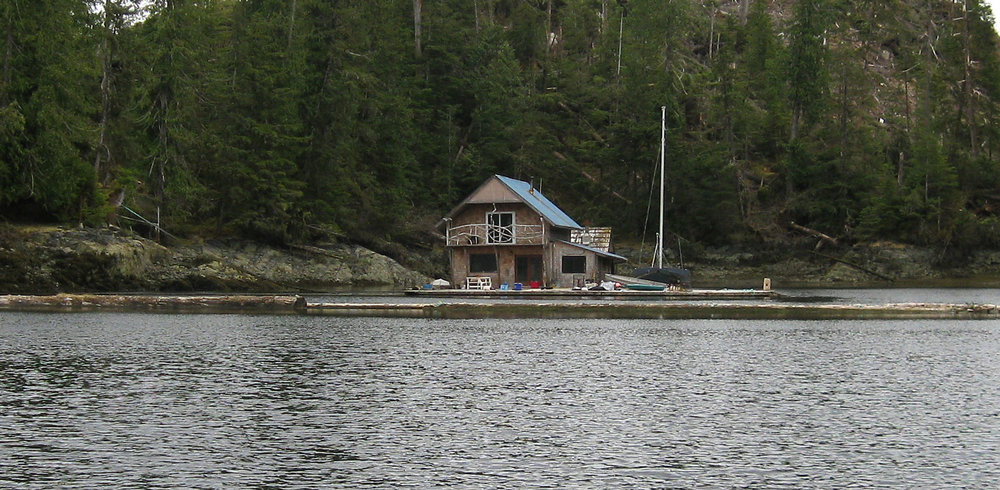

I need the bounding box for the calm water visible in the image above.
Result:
[2,311,999,487]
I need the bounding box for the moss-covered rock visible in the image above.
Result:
[0,225,430,293]
[612,239,1000,287]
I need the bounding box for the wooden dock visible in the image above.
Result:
[2,294,999,320]
[307,301,1000,320]
[403,288,780,301]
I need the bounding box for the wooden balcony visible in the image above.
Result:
[446,223,544,246]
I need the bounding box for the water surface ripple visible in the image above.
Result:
[1,313,998,487]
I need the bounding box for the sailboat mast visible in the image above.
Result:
[658,106,665,269]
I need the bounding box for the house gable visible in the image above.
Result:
[445,175,582,230]
[464,177,522,205]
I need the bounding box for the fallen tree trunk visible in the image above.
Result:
[791,221,838,250]
[811,251,894,282]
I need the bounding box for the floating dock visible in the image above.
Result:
[2,294,999,320]
[403,288,779,301]
[307,301,1000,320]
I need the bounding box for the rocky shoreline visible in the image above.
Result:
[3,225,1000,294]
[0,226,430,294]
[614,241,1000,289]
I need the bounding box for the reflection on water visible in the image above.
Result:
[780,288,1000,305]
[2,312,999,487]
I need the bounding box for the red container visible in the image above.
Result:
[529,281,541,289]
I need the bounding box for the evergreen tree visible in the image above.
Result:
[0,0,97,221]
[213,0,306,241]
[132,0,217,234]
[5,0,1000,252]
[784,0,831,195]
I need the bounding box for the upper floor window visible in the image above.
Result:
[487,212,514,244]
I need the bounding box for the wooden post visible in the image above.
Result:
[541,216,549,287]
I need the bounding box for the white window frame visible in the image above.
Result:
[486,212,515,244]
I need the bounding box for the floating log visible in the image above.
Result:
[4,294,997,320]
[0,294,305,314]
[308,302,433,318]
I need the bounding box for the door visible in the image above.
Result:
[515,255,543,284]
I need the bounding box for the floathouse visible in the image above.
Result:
[440,175,625,289]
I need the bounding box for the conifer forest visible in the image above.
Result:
[4,0,1000,253]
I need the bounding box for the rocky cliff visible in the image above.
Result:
[0,226,430,294]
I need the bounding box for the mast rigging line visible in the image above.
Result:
[639,142,659,262]
[640,106,689,268]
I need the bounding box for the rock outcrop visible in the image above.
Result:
[5,225,1000,294]
[0,226,430,294]
[615,241,1000,288]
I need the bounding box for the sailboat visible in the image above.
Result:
[631,106,691,288]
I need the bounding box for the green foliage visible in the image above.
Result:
[0,102,26,205]
[4,0,1000,253]
[786,0,832,133]
[0,0,98,220]
[857,182,923,240]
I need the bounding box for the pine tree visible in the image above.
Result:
[0,0,97,221]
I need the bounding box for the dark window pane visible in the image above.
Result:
[470,253,498,273]
[562,255,586,274]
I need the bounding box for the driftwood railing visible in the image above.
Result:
[446,223,543,246]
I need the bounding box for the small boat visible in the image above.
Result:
[636,106,691,288]
[632,266,690,287]
[624,283,666,291]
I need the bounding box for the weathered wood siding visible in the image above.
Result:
[445,179,618,289]
[550,241,610,287]
[449,211,613,288]
[450,245,546,288]
[463,178,522,204]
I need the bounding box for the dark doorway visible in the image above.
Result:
[515,255,543,284]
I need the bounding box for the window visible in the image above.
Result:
[469,253,498,273]
[562,256,586,274]
[486,212,514,244]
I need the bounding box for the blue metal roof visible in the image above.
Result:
[495,175,582,230]
[554,240,627,261]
